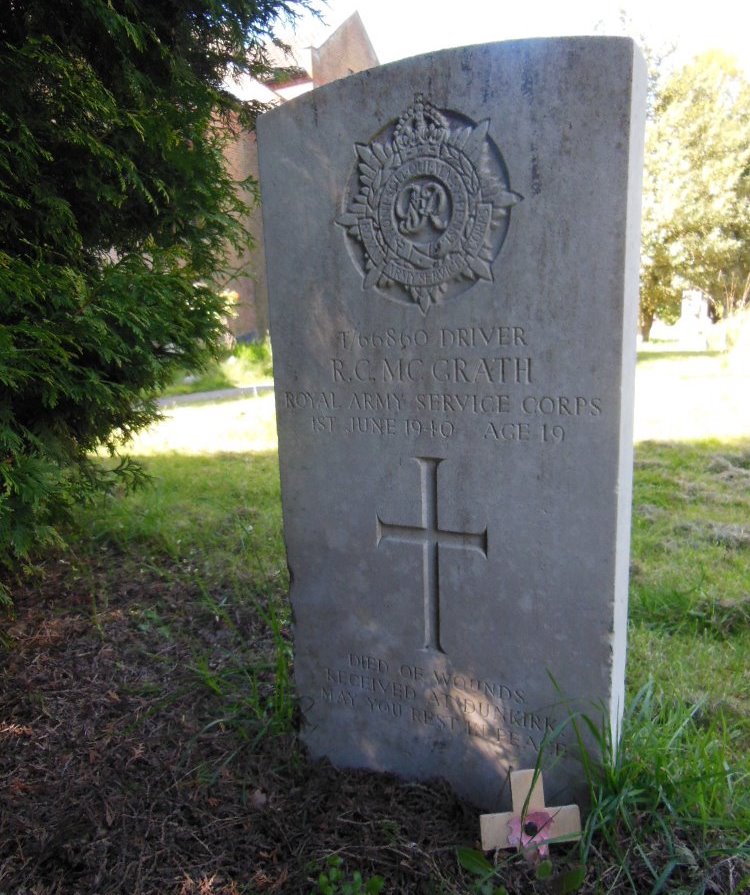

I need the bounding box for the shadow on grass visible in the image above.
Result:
[0,445,483,895]
[2,440,749,893]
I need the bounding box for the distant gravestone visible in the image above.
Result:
[258,38,646,811]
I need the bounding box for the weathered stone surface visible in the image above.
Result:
[258,38,646,811]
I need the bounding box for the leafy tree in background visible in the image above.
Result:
[640,51,750,340]
[0,0,307,585]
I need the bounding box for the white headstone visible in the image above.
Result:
[258,38,646,810]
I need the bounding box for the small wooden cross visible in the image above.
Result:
[480,769,582,853]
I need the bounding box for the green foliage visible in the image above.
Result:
[0,0,305,580]
[24,399,749,893]
[641,52,750,337]
[236,336,274,380]
[160,336,274,397]
[192,589,295,746]
[457,848,509,895]
[312,856,385,895]
[457,842,585,894]
[577,681,750,894]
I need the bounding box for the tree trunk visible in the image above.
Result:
[640,311,655,342]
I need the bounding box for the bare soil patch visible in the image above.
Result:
[0,551,479,894]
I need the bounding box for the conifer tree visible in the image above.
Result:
[0,0,307,575]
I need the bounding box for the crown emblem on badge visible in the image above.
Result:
[393,95,448,148]
[337,94,523,314]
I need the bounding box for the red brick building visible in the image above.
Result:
[219,13,378,341]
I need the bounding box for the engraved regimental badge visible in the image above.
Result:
[336,94,522,314]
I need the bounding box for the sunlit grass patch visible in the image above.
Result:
[634,352,750,442]
[15,348,746,894]
[580,681,750,895]
[161,340,274,398]
[124,393,278,456]
[628,438,750,756]
[79,450,286,592]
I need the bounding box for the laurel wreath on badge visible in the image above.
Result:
[336,94,523,314]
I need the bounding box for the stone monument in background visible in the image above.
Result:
[258,38,646,810]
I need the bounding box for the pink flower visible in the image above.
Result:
[507,810,555,862]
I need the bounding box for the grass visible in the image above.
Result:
[459,675,749,894]
[628,439,750,756]
[83,450,285,578]
[582,681,749,893]
[129,392,278,455]
[146,348,750,890]
[160,338,274,397]
[5,347,750,893]
[634,348,750,442]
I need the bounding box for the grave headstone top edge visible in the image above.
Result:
[256,36,644,126]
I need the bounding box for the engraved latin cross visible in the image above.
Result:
[376,457,488,653]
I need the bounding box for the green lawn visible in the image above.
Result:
[159,339,274,397]
[4,349,748,894]
[635,348,750,442]
[124,352,750,756]
[120,349,750,890]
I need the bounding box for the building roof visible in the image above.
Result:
[224,11,378,104]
